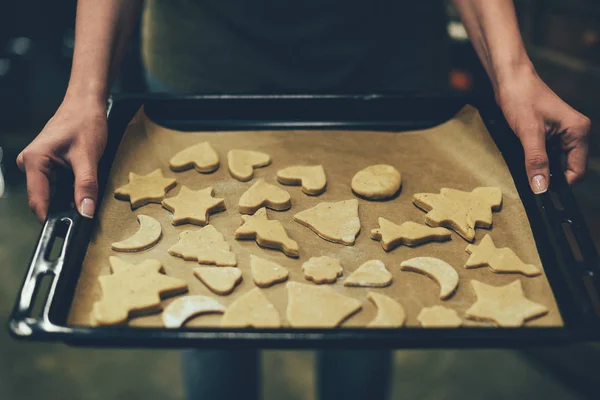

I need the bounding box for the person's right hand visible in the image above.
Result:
[17,97,107,222]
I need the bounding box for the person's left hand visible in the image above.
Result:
[495,65,591,194]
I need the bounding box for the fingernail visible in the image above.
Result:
[80,198,95,218]
[532,175,547,194]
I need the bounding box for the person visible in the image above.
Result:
[17,1,591,399]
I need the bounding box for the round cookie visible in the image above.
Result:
[351,164,401,200]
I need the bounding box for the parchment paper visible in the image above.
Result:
[68,105,563,328]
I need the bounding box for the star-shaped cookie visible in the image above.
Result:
[370,218,451,251]
[413,187,502,242]
[162,186,225,226]
[465,234,542,277]
[92,257,188,326]
[114,169,177,209]
[465,279,548,327]
[234,207,299,257]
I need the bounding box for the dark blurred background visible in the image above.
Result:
[0,1,598,399]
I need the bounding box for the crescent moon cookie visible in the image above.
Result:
[193,267,242,295]
[162,186,225,226]
[302,256,343,284]
[169,141,219,173]
[221,287,281,328]
[344,260,392,288]
[238,179,292,214]
[114,169,177,209]
[111,214,162,252]
[399,257,459,300]
[250,255,289,288]
[371,218,451,251]
[286,282,362,328]
[367,292,406,328]
[162,295,225,328]
[465,280,549,327]
[277,165,327,195]
[234,207,299,257]
[417,306,462,328]
[293,199,361,245]
[92,257,188,326]
[351,164,401,200]
[465,234,542,277]
[227,150,271,181]
[413,187,502,242]
[168,225,237,266]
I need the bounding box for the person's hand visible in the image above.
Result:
[17,97,107,222]
[495,65,591,193]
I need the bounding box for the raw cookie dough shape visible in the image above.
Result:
[277,165,327,195]
[92,257,188,326]
[162,295,225,328]
[370,218,451,251]
[344,260,392,288]
[465,234,542,277]
[286,282,362,328]
[193,267,242,295]
[227,150,271,181]
[351,164,401,200]
[399,257,459,300]
[465,280,548,327]
[417,306,462,328]
[413,187,502,242]
[250,255,289,288]
[221,287,281,328]
[302,256,343,284]
[367,292,406,328]
[238,179,292,214]
[114,169,177,209]
[293,199,360,245]
[169,141,219,173]
[234,207,299,257]
[162,186,225,226]
[111,214,162,252]
[168,225,237,266]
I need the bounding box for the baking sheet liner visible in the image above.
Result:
[68,105,563,328]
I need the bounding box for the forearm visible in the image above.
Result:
[452,0,533,93]
[65,0,143,105]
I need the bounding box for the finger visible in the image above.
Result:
[519,124,550,194]
[70,151,99,219]
[16,151,24,171]
[24,160,51,222]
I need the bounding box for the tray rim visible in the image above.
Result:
[9,93,600,348]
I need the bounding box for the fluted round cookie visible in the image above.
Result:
[351,164,401,200]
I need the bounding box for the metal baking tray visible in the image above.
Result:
[9,94,600,348]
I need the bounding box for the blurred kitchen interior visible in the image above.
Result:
[0,1,598,399]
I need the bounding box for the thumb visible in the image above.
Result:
[70,152,99,218]
[518,123,550,194]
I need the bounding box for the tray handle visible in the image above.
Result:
[10,179,82,337]
[543,141,600,322]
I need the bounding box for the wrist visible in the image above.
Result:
[58,90,107,122]
[493,55,536,92]
[64,80,108,108]
[493,59,538,105]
